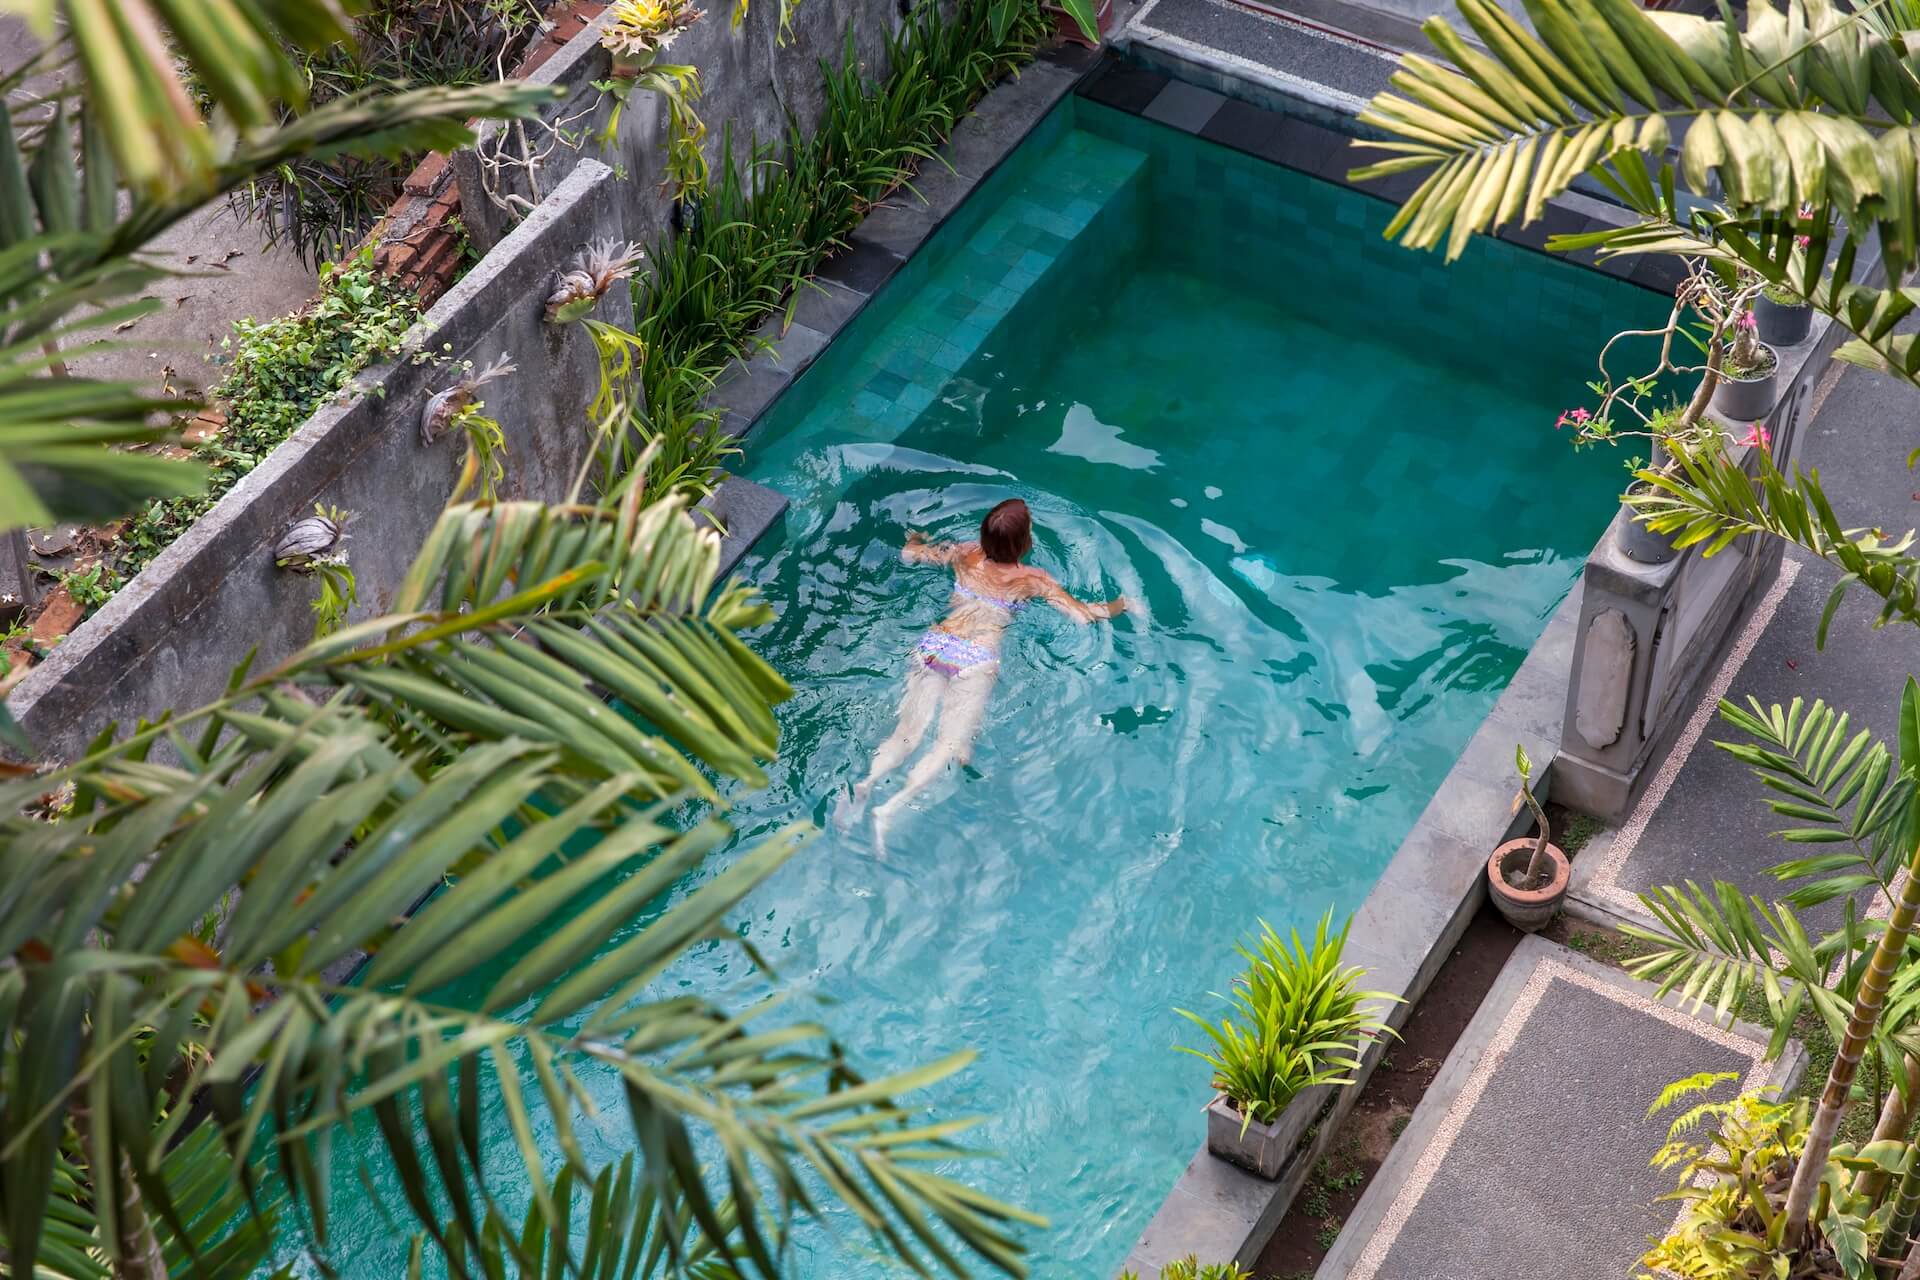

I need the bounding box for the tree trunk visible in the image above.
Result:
[1784,862,1920,1246]
[1858,1056,1920,1201]
[1882,1153,1920,1280]
[1900,1228,1920,1280]
[69,1097,168,1280]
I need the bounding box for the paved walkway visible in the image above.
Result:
[1318,937,1801,1280]
[1569,361,1920,934]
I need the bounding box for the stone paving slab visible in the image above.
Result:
[1318,936,1802,1280]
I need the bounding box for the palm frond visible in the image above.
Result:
[0,491,1039,1280]
[1354,0,1920,271]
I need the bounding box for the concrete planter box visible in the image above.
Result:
[1205,1087,1329,1180]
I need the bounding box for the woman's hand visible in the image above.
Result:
[1107,596,1129,618]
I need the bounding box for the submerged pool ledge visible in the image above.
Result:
[696,39,1104,571]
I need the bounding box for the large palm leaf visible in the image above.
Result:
[0,486,1041,1279]
[1352,0,1920,647]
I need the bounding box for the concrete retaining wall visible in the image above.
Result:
[5,160,631,762]
[453,0,909,254]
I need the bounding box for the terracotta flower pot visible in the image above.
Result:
[1486,838,1569,933]
[1045,0,1113,47]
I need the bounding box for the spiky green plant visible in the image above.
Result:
[1176,912,1399,1134]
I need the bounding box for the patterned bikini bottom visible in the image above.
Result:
[915,629,998,677]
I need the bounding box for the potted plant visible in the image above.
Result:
[1176,912,1399,1179]
[1486,745,1569,931]
[1754,280,1812,347]
[1558,260,1772,566]
[1042,0,1111,46]
[1709,308,1780,421]
[1119,1259,1254,1280]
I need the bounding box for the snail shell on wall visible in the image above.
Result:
[543,268,599,323]
[275,514,341,568]
[419,385,469,445]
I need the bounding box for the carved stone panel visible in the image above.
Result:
[1575,608,1636,749]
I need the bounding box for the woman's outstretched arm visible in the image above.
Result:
[903,530,968,565]
[1034,571,1126,624]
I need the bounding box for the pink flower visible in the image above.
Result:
[1736,310,1758,331]
[1555,407,1591,429]
[1739,422,1772,452]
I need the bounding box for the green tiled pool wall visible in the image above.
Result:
[1072,98,1651,391]
[754,95,1661,459]
[757,108,1151,449]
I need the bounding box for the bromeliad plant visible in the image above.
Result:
[1177,912,1399,1133]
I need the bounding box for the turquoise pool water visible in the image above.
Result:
[300,98,1655,1277]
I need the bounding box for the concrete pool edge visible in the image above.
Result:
[688,40,1696,1277]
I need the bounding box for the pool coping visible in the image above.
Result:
[691,40,1693,1278]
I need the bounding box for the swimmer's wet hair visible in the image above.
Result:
[980,498,1032,564]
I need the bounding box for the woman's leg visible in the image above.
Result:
[838,659,946,826]
[871,664,996,846]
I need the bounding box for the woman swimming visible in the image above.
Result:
[839,498,1126,847]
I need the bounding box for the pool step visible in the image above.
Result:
[796,129,1151,442]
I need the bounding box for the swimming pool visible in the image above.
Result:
[304,95,1656,1277]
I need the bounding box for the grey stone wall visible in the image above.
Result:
[6,160,631,763]
[454,0,907,253]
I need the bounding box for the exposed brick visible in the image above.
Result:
[414,233,461,279]
[403,152,450,196]
[384,242,418,272]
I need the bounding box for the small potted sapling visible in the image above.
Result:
[1709,307,1780,421]
[1177,912,1398,1179]
[1486,745,1568,932]
[1754,204,1816,348]
[1755,280,1811,347]
[1559,259,1773,566]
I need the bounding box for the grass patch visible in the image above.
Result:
[1558,810,1605,855]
